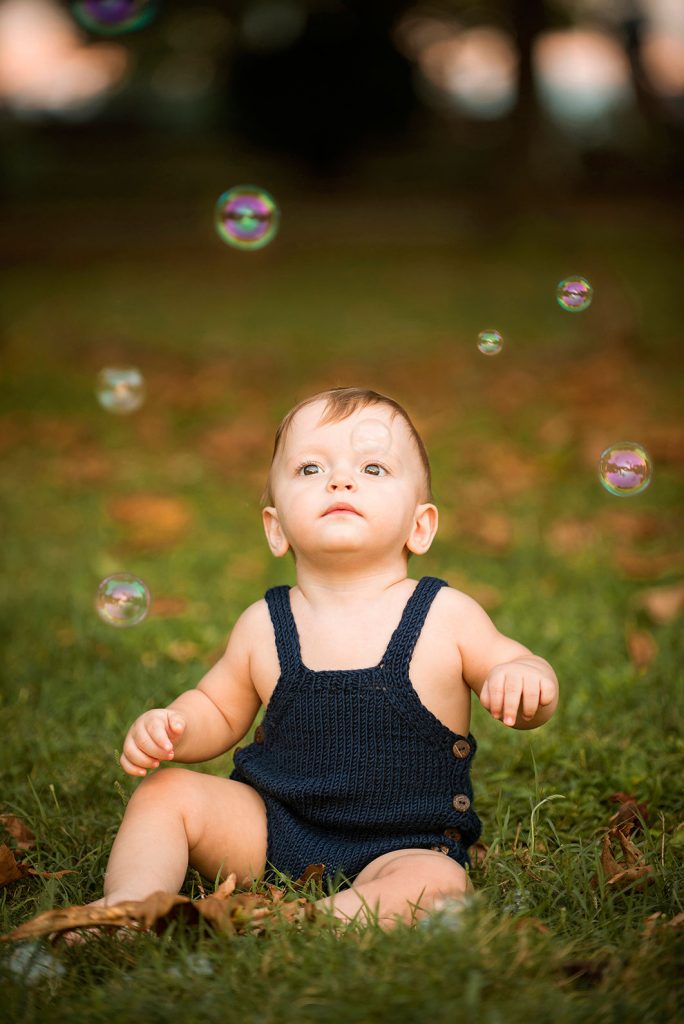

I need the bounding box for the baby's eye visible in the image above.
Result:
[297,462,322,476]
[363,463,387,477]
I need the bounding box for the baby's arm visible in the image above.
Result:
[120,604,263,776]
[445,589,558,730]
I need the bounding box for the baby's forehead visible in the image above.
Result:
[283,401,406,451]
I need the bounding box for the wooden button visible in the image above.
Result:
[254,725,265,744]
[452,739,471,759]
[444,828,462,841]
[452,794,471,812]
[431,844,450,855]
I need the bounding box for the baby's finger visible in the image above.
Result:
[479,679,490,710]
[119,751,149,778]
[123,735,161,771]
[502,677,523,727]
[131,725,171,761]
[520,678,541,720]
[539,676,557,706]
[485,671,506,718]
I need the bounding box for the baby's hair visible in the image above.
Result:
[261,386,433,506]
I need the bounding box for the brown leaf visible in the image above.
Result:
[0,845,24,887]
[292,864,326,889]
[606,864,654,892]
[149,596,188,619]
[608,800,649,833]
[626,627,658,670]
[0,815,35,850]
[615,829,643,867]
[2,874,320,943]
[599,833,622,880]
[545,519,599,555]
[107,494,192,550]
[597,828,654,893]
[616,551,684,580]
[636,581,684,624]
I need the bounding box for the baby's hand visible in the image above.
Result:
[120,709,186,777]
[479,660,557,728]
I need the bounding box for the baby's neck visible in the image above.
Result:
[292,564,410,610]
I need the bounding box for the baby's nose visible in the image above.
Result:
[328,466,356,490]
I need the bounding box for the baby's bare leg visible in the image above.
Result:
[316,850,471,931]
[100,768,268,905]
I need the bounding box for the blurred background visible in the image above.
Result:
[0,0,682,638]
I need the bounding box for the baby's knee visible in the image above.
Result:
[426,858,470,900]
[130,766,193,804]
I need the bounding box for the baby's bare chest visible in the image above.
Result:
[251,612,472,736]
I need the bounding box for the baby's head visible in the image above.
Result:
[262,387,437,564]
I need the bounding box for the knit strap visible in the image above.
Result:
[264,586,302,677]
[382,576,448,677]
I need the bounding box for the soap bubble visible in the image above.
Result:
[96,367,145,414]
[477,329,503,355]
[598,442,652,497]
[71,0,158,35]
[96,573,151,627]
[351,419,392,457]
[557,277,593,312]
[215,186,280,250]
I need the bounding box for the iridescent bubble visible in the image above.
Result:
[477,329,503,356]
[96,573,151,627]
[71,0,158,35]
[598,442,652,497]
[96,367,145,414]
[215,186,280,251]
[351,419,392,457]
[557,276,593,312]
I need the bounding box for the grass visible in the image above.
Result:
[0,141,683,1022]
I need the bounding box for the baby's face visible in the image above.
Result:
[263,400,435,563]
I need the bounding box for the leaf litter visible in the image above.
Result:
[1,865,326,944]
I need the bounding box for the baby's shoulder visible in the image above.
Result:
[229,598,274,649]
[429,584,492,635]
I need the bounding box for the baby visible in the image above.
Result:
[101,387,559,931]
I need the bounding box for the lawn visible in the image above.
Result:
[0,138,682,1022]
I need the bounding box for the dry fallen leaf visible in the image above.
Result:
[107,494,192,550]
[607,793,649,833]
[0,844,74,889]
[616,551,684,580]
[625,627,658,670]
[1,867,323,943]
[595,828,654,893]
[0,815,35,850]
[0,845,24,887]
[149,596,188,619]
[636,581,684,624]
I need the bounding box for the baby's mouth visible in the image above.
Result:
[323,504,361,516]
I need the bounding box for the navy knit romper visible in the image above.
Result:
[230,576,482,892]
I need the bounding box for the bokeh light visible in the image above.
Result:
[96,573,151,627]
[70,0,158,37]
[96,367,146,413]
[598,442,652,497]
[477,329,503,355]
[214,186,280,250]
[557,277,593,312]
[351,419,392,457]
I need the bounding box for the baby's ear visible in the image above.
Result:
[262,507,290,558]
[406,503,438,556]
